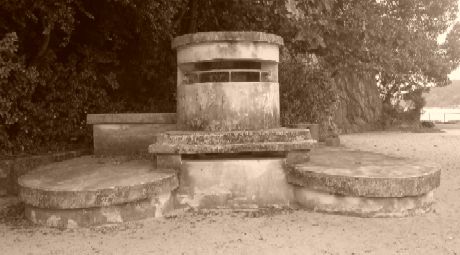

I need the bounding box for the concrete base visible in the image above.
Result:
[294,188,434,217]
[18,156,179,228]
[178,158,294,209]
[19,156,178,209]
[288,147,440,197]
[25,194,174,228]
[288,146,440,217]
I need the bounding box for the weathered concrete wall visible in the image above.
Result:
[177,82,280,131]
[333,73,383,133]
[178,158,295,208]
[87,113,177,155]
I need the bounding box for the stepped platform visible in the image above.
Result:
[18,156,178,228]
[287,147,441,217]
[149,128,315,209]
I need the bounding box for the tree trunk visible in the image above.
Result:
[188,0,198,33]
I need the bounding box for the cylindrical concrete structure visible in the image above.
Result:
[172,32,283,131]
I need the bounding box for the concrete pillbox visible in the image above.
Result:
[172,31,284,131]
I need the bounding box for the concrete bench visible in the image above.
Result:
[87,113,177,155]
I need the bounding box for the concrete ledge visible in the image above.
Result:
[25,194,174,228]
[87,113,176,124]
[149,140,316,155]
[294,188,434,218]
[287,147,440,197]
[156,129,313,145]
[19,156,178,209]
[172,31,284,49]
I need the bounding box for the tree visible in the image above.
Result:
[1,0,459,154]
[291,0,460,125]
[0,0,183,154]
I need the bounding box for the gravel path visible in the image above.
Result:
[1,130,459,255]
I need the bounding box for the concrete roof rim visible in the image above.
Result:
[172,31,284,49]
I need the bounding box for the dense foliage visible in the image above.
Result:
[1,0,459,154]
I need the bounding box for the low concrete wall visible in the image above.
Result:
[87,113,177,155]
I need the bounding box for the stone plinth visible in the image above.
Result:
[18,156,178,228]
[87,113,177,155]
[149,128,315,209]
[172,31,283,131]
[287,147,441,217]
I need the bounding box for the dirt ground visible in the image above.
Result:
[1,127,460,255]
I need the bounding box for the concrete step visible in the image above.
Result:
[287,146,441,217]
[18,156,178,228]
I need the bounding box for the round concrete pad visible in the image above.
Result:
[287,147,440,197]
[19,156,178,209]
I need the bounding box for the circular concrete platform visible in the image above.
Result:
[287,147,440,197]
[19,156,178,209]
[287,147,441,217]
